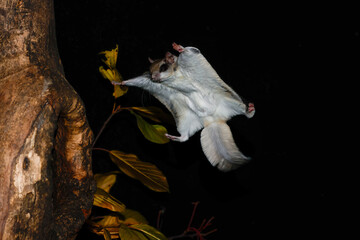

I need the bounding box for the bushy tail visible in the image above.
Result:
[200,122,250,172]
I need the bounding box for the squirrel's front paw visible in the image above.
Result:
[112,81,124,86]
[165,133,188,142]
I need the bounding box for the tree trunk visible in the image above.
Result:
[0,0,95,239]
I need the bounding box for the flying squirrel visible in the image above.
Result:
[113,43,255,172]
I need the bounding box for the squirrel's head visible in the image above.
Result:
[148,52,178,82]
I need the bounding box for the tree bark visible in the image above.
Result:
[0,0,95,239]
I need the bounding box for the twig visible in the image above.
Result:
[168,229,218,240]
[187,201,200,230]
[92,105,122,148]
[168,202,217,240]
[157,207,166,230]
[201,217,215,231]
[92,147,110,153]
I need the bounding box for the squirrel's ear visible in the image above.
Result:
[148,57,154,63]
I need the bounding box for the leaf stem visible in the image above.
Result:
[92,147,110,153]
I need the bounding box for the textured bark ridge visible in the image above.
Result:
[0,0,95,239]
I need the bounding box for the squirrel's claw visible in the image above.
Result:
[172,42,184,53]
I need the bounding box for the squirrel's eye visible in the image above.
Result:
[159,64,168,72]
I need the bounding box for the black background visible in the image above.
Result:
[54,1,357,239]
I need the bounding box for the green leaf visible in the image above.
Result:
[86,216,122,238]
[112,69,128,98]
[114,85,128,99]
[119,225,148,240]
[123,209,149,225]
[99,67,127,97]
[99,66,114,81]
[131,111,169,144]
[109,150,169,192]
[99,45,118,69]
[99,45,128,98]
[129,224,168,240]
[94,188,126,212]
[96,215,123,228]
[94,171,120,193]
[103,228,112,240]
[129,106,175,125]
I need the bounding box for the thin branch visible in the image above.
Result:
[203,228,218,237]
[168,202,217,240]
[201,217,215,231]
[198,219,207,232]
[187,201,200,230]
[168,229,218,240]
[92,147,110,153]
[92,106,122,148]
[157,207,166,230]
